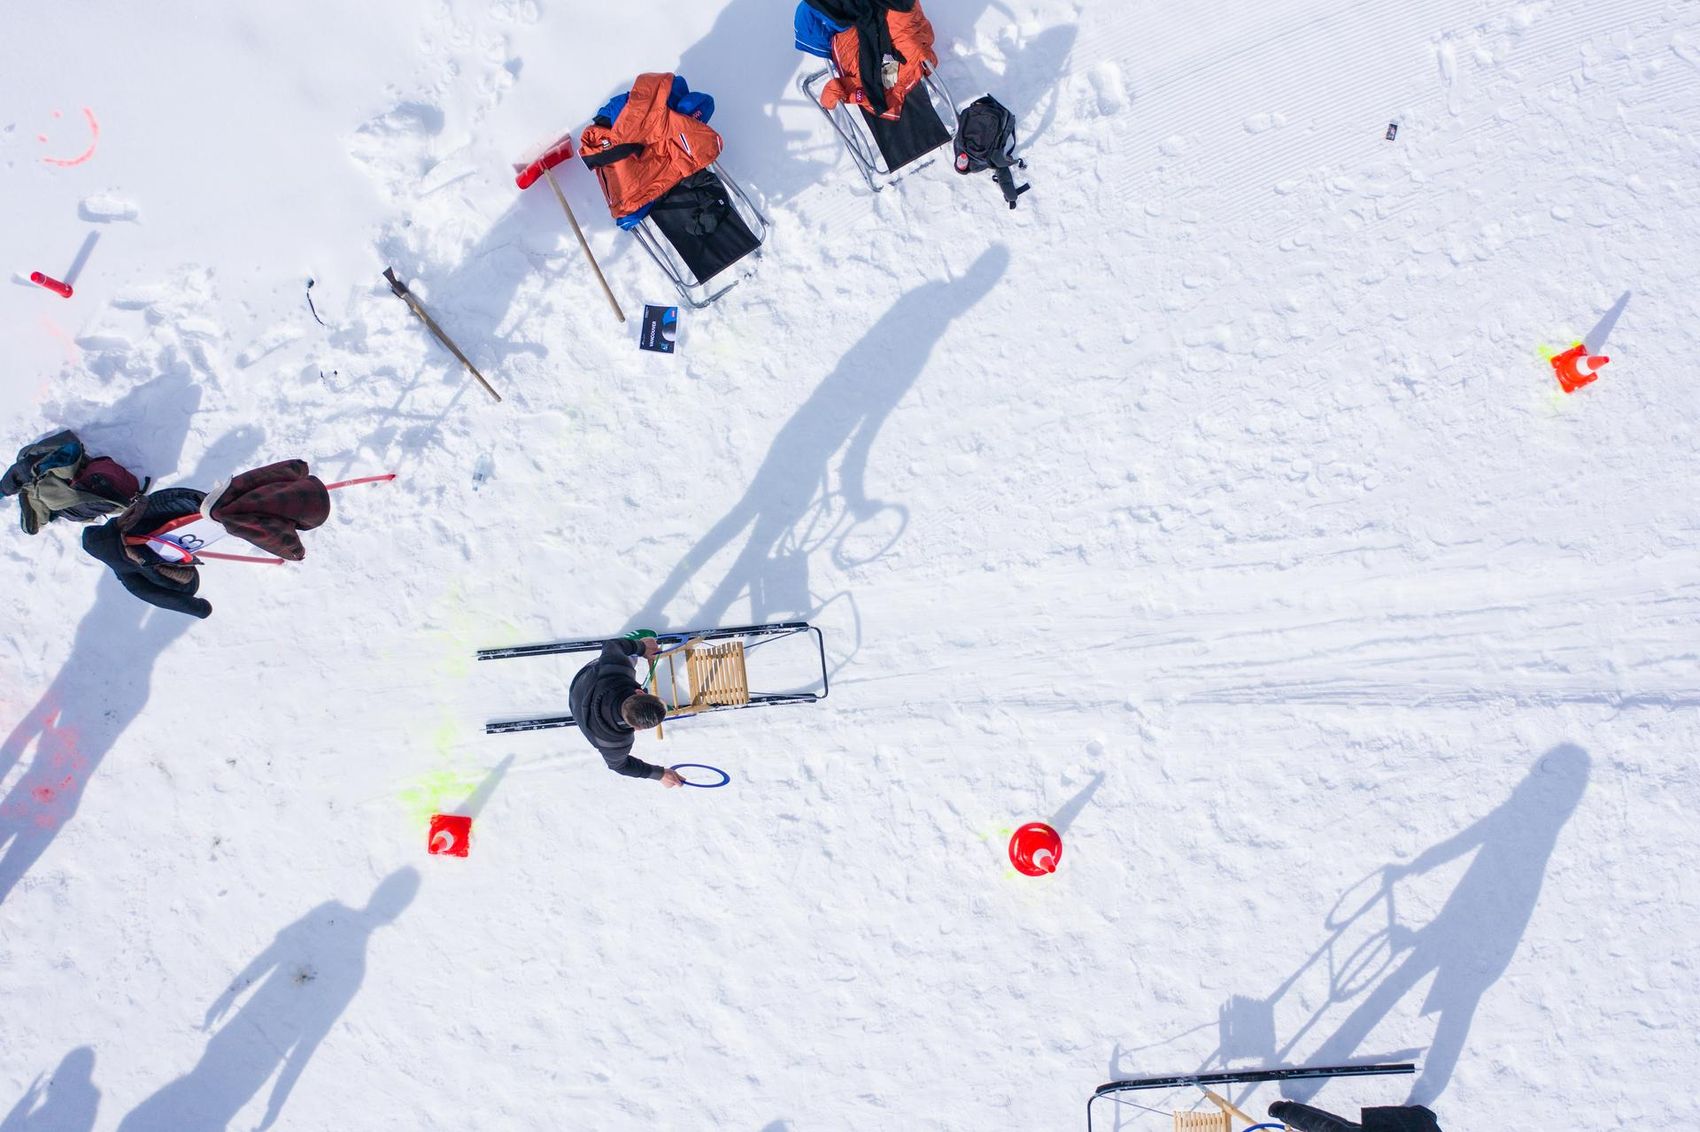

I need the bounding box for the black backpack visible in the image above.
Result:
[953,95,1030,209]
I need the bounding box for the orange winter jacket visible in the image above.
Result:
[820,3,938,120]
[578,73,724,219]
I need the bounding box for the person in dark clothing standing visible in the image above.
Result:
[568,637,682,787]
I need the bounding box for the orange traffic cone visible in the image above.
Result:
[1552,344,1608,393]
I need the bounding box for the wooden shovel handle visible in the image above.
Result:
[543,166,625,324]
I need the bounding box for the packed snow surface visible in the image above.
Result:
[3,0,1699,1128]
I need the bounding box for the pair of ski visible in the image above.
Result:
[479,619,829,735]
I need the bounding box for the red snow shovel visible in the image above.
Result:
[516,134,625,324]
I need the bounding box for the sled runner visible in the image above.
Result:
[579,73,769,309]
[480,620,828,735]
[794,1,960,191]
[1086,1062,1416,1132]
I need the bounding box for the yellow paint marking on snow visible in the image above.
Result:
[400,766,484,824]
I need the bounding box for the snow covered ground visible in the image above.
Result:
[4,0,1699,1127]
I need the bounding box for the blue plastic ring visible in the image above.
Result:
[670,763,730,788]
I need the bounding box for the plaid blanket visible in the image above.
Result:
[210,460,330,561]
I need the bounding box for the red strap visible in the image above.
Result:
[144,512,203,535]
[325,473,397,491]
[195,550,286,565]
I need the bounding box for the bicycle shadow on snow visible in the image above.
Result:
[1179,744,1591,1111]
[625,246,1009,674]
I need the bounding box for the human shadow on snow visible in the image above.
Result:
[0,415,263,909]
[1189,744,1590,1109]
[670,0,839,207]
[0,1046,99,1132]
[117,868,421,1132]
[625,246,1009,661]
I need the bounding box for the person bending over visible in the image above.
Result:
[568,636,683,787]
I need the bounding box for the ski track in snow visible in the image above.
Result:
[2,0,1699,1128]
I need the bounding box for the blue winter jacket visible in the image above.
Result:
[794,2,849,58]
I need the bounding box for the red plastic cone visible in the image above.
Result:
[1009,822,1062,876]
[428,813,472,858]
[1552,344,1608,393]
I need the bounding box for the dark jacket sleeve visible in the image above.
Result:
[81,525,213,619]
[110,563,213,619]
[597,637,645,667]
[603,748,665,780]
[1363,1107,1442,1132]
[596,638,662,779]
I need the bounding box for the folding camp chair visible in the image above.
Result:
[800,66,960,192]
[631,163,770,309]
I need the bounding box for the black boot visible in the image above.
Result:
[1269,1100,1362,1132]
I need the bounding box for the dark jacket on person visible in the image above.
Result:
[80,488,212,619]
[1363,1107,1442,1132]
[1270,1101,1441,1132]
[568,639,664,780]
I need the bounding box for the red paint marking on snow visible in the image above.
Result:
[324,473,397,490]
[29,272,73,298]
[428,813,471,857]
[39,107,100,167]
[40,316,79,371]
[1552,343,1608,393]
[0,704,88,830]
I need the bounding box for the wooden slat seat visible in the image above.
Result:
[667,641,750,716]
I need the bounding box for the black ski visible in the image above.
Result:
[1087,1063,1416,1132]
[476,619,813,662]
[485,692,822,735]
[1093,1062,1415,1097]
